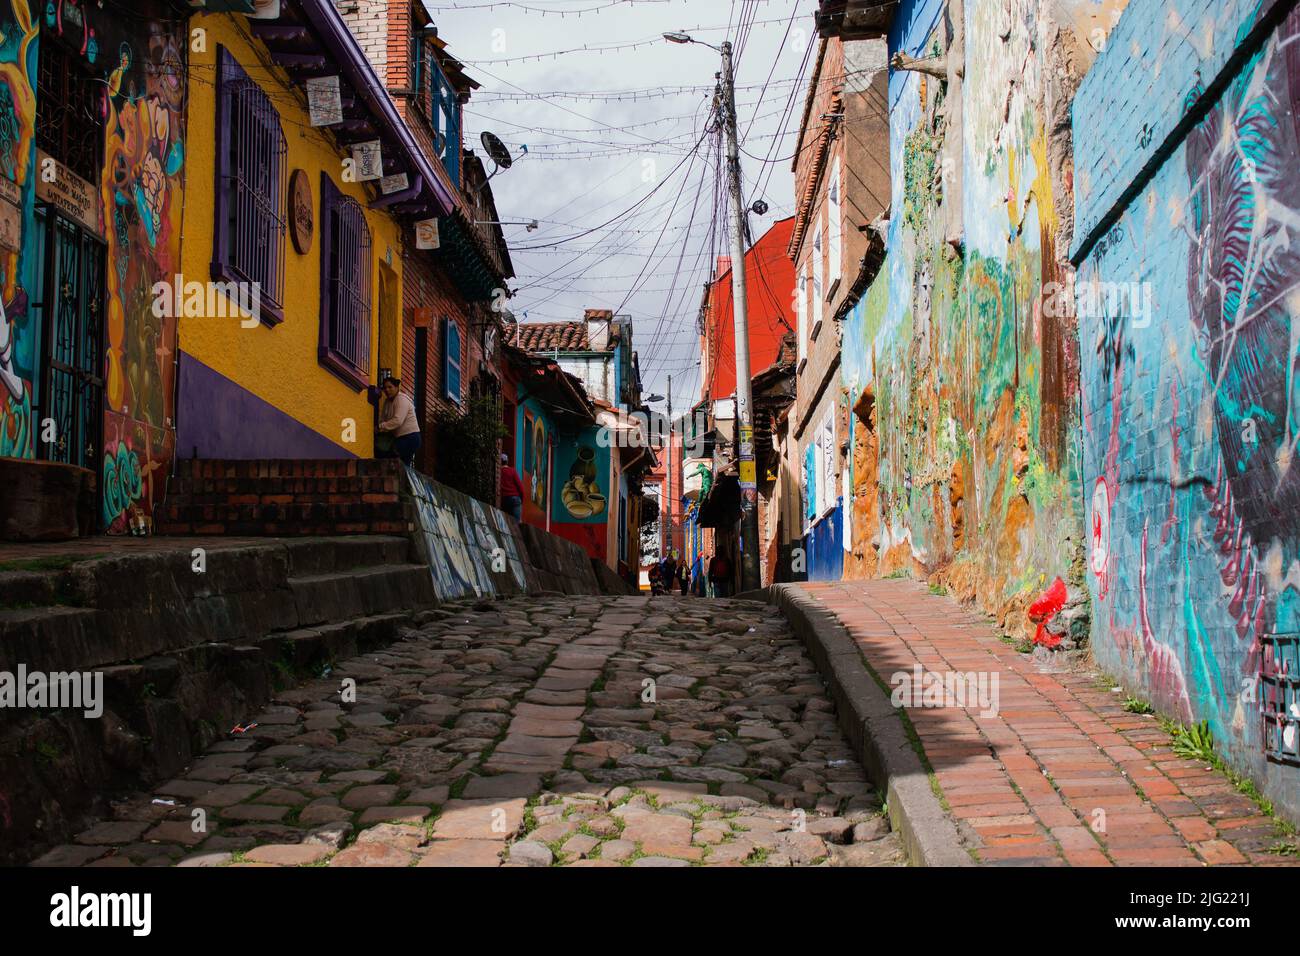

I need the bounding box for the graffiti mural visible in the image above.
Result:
[88,5,187,531]
[0,0,36,461]
[837,0,1103,630]
[1076,1,1300,817]
[405,464,530,601]
[519,402,550,527]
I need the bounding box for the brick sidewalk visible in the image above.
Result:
[802,580,1298,867]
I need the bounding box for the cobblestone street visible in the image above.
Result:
[40,596,902,868]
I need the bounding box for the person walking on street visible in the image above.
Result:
[660,552,678,596]
[499,454,524,521]
[677,560,689,596]
[708,551,732,598]
[378,377,421,466]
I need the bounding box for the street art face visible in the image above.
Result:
[530,414,547,509]
[1078,6,1300,778]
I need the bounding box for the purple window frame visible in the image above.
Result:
[212,46,288,326]
[318,173,373,390]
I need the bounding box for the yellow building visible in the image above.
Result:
[174,5,455,459]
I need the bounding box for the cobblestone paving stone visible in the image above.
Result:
[38,595,904,868]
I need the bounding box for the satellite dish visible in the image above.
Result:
[481,131,513,171]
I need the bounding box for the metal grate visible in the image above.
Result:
[40,217,104,470]
[1261,632,1300,764]
[322,176,372,376]
[216,47,287,316]
[36,36,102,185]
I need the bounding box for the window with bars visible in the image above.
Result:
[36,36,102,186]
[214,46,288,325]
[318,174,373,389]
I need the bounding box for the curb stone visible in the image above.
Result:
[765,584,973,867]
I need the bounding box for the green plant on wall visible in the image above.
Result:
[433,395,507,506]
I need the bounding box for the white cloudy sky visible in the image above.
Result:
[422,0,818,414]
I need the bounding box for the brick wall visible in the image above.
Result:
[1071,0,1291,257]
[336,0,390,79]
[1074,1,1300,824]
[401,247,469,473]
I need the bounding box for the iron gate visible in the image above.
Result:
[37,212,105,473]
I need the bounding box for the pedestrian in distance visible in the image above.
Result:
[499,453,524,521]
[691,551,706,596]
[377,376,421,466]
[708,551,732,598]
[660,552,678,596]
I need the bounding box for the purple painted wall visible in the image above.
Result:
[176,352,355,461]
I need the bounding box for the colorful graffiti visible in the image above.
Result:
[405,464,530,601]
[518,402,550,527]
[0,0,183,534]
[0,0,37,462]
[552,436,609,524]
[837,0,1088,630]
[93,7,186,531]
[1076,0,1300,817]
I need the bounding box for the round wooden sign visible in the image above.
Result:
[290,169,313,254]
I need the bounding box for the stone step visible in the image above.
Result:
[288,564,435,627]
[0,569,62,607]
[156,499,408,536]
[0,609,415,864]
[281,535,412,576]
[0,541,431,673]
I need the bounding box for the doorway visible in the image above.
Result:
[33,209,106,476]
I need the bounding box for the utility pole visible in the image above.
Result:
[719,40,760,592]
[666,373,674,557]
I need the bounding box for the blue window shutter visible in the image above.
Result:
[804,444,816,523]
[443,318,462,403]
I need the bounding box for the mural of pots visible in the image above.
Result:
[561,445,605,519]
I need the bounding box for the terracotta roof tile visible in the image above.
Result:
[510,321,589,352]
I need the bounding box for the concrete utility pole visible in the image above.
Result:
[663,30,759,590]
[667,373,674,556]
[719,40,760,592]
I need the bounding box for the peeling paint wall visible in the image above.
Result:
[1073,0,1300,821]
[838,0,1126,634]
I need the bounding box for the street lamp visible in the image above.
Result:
[664,29,760,591]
